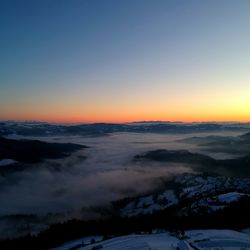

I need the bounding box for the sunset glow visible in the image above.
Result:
[1,0,250,123]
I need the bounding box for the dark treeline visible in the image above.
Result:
[0,197,250,250]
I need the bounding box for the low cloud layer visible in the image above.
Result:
[0,131,240,216]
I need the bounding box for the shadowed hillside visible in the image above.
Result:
[0,137,87,163]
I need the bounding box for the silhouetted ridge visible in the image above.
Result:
[135,149,250,176]
[135,149,215,164]
[0,137,87,163]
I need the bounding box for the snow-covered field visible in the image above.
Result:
[54,233,178,250]
[52,230,250,250]
[185,230,250,250]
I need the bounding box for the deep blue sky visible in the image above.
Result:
[1,0,250,122]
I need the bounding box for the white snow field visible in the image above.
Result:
[52,233,178,250]
[184,230,250,250]
[53,230,250,250]
[79,233,178,250]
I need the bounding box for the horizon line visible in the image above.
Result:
[0,119,249,125]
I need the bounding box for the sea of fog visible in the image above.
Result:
[0,131,242,217]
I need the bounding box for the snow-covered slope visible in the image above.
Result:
[53,230,250,250]
[119,174,250,217]
[184,230,250,250]
[68,233,177,250]
[121,190,178,217]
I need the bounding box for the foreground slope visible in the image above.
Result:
[53,230,250,250]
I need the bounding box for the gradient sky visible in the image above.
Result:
[0,0,250,123]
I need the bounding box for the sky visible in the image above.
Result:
[0,0,250,123]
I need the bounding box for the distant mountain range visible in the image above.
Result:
[178,132,250,155]
[0,121,250,137]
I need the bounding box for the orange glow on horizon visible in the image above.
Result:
[1,94,250,123]
[1,113,249,124]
